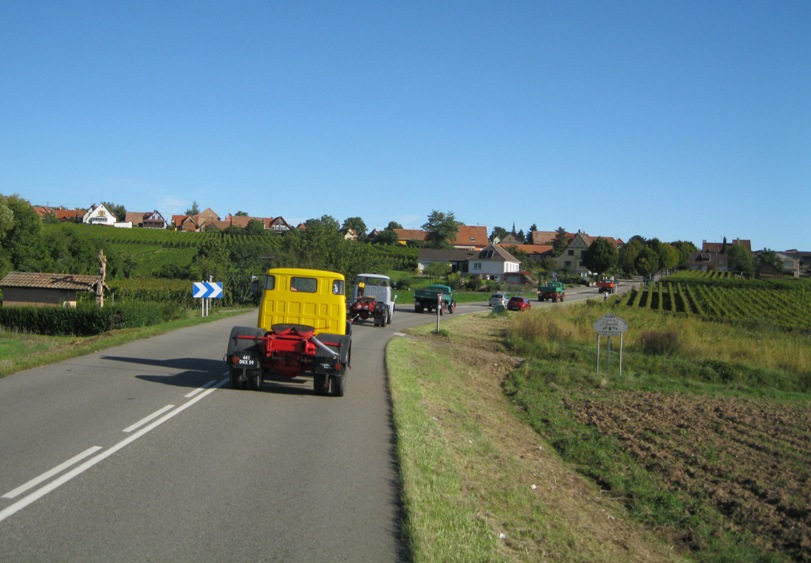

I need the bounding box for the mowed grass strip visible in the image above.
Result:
[387,313,681,562]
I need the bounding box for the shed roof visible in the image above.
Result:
[0,272,101,291]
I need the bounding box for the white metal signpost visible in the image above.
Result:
[193,281,223,317]
[593,313,629,376]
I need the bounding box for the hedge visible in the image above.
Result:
[0,301,185,336]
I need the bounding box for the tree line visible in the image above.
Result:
[2,195,779,287]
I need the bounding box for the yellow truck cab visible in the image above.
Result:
[226,267,351,397]
[257,268,348,335]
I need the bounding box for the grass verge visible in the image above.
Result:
[387,312,683,562]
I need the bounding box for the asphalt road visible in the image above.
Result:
[0,286,622,561]
[0,303,491,561]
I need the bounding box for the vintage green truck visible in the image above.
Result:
[537,280,566,302]
[414,283,456,314]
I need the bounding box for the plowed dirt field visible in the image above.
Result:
[567,391,810,560]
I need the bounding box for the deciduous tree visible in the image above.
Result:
[582,238,618,277]
[635,245,660,278]
[727,243,755,277]
[422,211,459,248]
[659,243,680,273]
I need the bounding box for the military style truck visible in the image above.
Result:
[414,283,456,314]
[225,267,351,396]
[347,273,396,327]
[537,280,566,302]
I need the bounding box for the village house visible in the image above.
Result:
[702,239,752,253]
[83,203,117,226]
[468,244,521,280]
[124,210,168,229]
[556,232,624,277]
[32,206,85,222]
[340,228,358,241]
[687,251,729,272]
[394,224,489,251]
[416,248,477,274]
[171,208,221,232]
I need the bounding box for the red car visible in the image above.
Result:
[507,296,531,311]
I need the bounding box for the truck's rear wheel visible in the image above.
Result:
[448,301,455,314]
[560,293,565,302]
[249,370,262,390]
[314,373,328,395]
[230,368,246,390]
[330,371,346,397]
[415,305,423,313]
[386,307,392,324]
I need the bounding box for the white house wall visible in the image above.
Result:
[469,260,520,279]
[83,205,117,226]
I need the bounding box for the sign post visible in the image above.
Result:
[436,292,442,332]
[193,281,224,317]
[592,313,629,377]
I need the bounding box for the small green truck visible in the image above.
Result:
[414,283,456,314]
[537,280,565,302]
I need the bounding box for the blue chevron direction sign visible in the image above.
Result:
[192,282,223,299]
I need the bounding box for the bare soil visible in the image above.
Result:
[566,391,811,561]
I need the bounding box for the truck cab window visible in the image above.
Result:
[291,277,317,293]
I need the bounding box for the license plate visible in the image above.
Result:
[237,354,256,367]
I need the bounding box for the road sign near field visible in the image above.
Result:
[594,313,628,377]
[193,282,223,299]
[593,313,628,336]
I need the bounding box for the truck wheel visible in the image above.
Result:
[230,367,246,390]
[560,293,565,302]
[330,371,346,397]
[313,373,328,395]
[415,305,423,313]
[448,301,455,313]
[249,370,262,390]
[386,307,392,324]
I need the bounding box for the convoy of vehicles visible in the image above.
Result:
[347,273,396,327]
[414,283,456,314]
[225,268,352,396]
[537,280,566,302]
[222,268,626,396]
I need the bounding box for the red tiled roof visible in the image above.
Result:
[393,229,426,242]
[501,244,554,255]
[454,225,488,247]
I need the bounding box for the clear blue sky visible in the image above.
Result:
[2,1,809,251]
